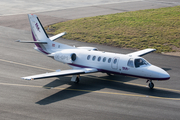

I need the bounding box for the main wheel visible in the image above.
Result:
[106,73,112,76]
[74,77,79,83]
[149,82,154,89]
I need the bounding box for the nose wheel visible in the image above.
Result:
[146,80,154,89]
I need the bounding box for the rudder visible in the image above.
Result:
[28,14,52,54]
[27,14,76,55]
[28,14,49,42]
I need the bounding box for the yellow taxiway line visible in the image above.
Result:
[0,58,54,71]
[0,58,180,100]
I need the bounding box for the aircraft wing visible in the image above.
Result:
[127,48,156,57]
[22,68,98,80]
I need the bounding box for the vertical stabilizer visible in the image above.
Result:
[28,14,49,41]
[28,14,76,55]
[28,14,52,54]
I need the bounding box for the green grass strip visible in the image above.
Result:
[46,6,180,53]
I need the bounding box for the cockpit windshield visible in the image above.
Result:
[127,58,150,68]
[134,58,150,68]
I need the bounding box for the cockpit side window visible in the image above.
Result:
[134,58,149,68]
[127,58,134,67]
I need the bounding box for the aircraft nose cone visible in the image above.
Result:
[151,65,170,80]
[158,69,170,80]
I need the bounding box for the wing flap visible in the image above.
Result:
[22,68,97,80]
[127,48,156,57]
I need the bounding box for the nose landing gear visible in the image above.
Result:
[146,80,154,89]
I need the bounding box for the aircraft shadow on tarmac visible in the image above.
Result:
[36,73,179,105]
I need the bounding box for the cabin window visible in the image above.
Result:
[103,57,106,62]
[108,58,111,63]
[87,55,91,60]
[92,56,96,61]
[113,59,117,64]
[98,57,101,61]
[127,58,134,67]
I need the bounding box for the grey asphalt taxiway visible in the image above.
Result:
[0,0,180,120]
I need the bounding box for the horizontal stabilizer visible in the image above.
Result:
[22,68,97,80]
[49,32,66,41]
[127,48,156,57]
[16,40,47,44]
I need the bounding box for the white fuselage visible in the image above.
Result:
[52,48,170,81]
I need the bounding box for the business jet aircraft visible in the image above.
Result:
[18,14,170,89]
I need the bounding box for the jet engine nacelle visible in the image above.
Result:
[49,51,76,63]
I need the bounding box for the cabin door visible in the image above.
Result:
[111,57,119,70]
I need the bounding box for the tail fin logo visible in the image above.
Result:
[35,23,40,32]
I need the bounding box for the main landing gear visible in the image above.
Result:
[146,80,154,89]
[74,77,80,83]
[71,75,80,83]
[106,73,112,76]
